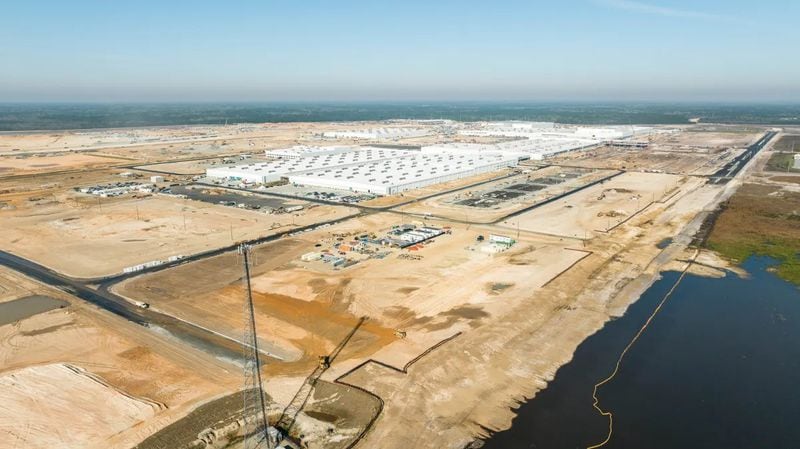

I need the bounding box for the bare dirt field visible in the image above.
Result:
[0,124,773,449]
[0,124,304,156]
[396,166,615,223]
[549,130,762,176]
[111,209,594,446]
[771,134,800,152]
[656,130,761,148]
[135,158,246,175]
[0,363,164,449]
[499,172,696,238]
[556,145,734,175]
[342,148,744,449]
[0,266,239,449]
[0,122,442,163]
[0,194,356,278]
[0,153,125,175]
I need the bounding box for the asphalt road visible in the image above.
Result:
[0,249,258,363]
[709,131,777,184]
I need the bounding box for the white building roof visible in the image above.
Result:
[288,153,518,195]
[430,123,654,160]
[265,145,357,158]
[322,127,431,140]
[208,147,415,183]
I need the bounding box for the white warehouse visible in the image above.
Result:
[421,137,598,160]
[265,145,357,159]
[288,153,518,195]
[206,147,414,184]
[322,127,431,140]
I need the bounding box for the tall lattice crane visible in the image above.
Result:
[240,244,279,449]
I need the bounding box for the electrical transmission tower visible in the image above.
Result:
[240,244,278,449]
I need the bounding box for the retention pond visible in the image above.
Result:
[482,256,800,448]
[0,295,68,326]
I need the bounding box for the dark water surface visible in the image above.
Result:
[0,295,68,325]
[1,103,799,131]
[482,257,800,449]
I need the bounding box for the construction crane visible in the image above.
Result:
[240,244,279,449]
[239,243,365,446]
[275,316,366,436]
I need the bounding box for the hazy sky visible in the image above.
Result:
[2,0,798,102]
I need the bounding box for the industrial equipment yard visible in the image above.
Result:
[0,120,786,449]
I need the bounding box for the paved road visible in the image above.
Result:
[709,131,777,184]
[0,249,260,363]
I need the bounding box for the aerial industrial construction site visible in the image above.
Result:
[0,119,788,448]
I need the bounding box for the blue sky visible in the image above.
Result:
[1,0,798,102]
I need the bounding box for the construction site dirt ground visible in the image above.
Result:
[0,122,329,155]
[344,170,746,449]
[0,152,127,175]
[358,168,517,208]
[113,212,586,362]
[550,130,763,176]
[0,193,356,278]
[134,158,246,175]
[0,125,778,449]
[0,266,240,449]
[395,166,615,223]
[0,121,437,162]
[556,145,736,175]
[657,130,762,148]
[497,171,700,239]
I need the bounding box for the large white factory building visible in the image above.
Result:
[206,147,413,184]
[288,153,518,195]
[322,127,431,140]
[206,145,518,195]
[206,123,649,194]
[265,145,356,159]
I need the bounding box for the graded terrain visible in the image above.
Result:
[0,121,781,449]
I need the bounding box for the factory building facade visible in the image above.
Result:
[288,153,518,195]
[321,127,431,140]
[206,147,414,184]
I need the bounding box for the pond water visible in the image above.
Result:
[482,256,800,449]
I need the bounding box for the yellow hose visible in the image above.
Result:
[587,252,697,449]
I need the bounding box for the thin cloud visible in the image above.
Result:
[595,0,738,22]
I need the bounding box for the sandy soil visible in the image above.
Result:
[0,125,769,449]
[549,130,761,176]
[135,158,241,175]
[336,128,773,449]
[558,145,733,175]
[396,166,614,223]
[0,194,356,278]
[348,174,727,449]
[0,363,163,449]
[111,210,596,445]
[501,171,692,238]
[659,130,761,148]
[0,266,239,449]
[0,153,125,175]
